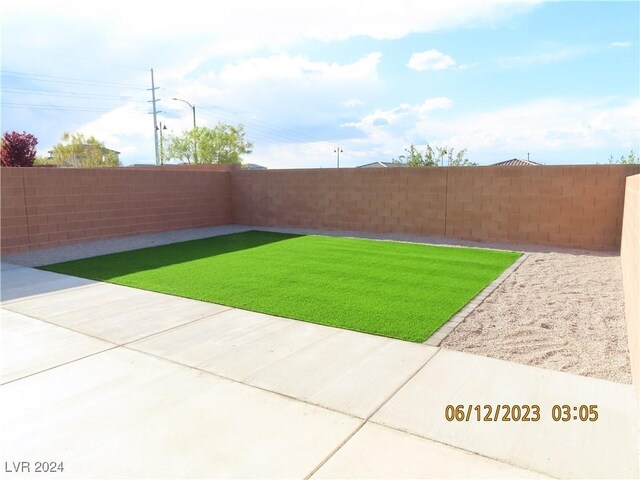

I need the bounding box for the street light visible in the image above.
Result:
[155,122,168,165]
[172,98,196,128]
[334,146,343,168]
[173,97,197,162]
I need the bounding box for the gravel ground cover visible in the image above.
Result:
[441,252,632,383]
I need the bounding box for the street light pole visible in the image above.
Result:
[173,98,197,163]
[334,146,343,168]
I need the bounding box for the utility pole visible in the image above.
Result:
[147,68,161,165]
[334,146,343,168]
[527,152,530,161]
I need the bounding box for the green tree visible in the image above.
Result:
[167,123,253,165]
[165,131,196,164]
[447,148,477,166]
[608,150,638,164]
[392,144,477,167]
[49,132,120,167]
[392,145,437,166]
[34,156,52,166]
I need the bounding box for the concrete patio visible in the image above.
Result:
[1,261,638,479]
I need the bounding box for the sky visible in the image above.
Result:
[1,0,638,168]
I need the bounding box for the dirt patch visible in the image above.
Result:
[442,252,632,384]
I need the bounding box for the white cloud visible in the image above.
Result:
[215,53,382,84]
[433,98,639,152]
[3,1,540,59]
[610,41,631,48]
[345,97,639,165]
[407,50,457,71]
[415,97,454,112]
[76,95,639,169]
[179,52,385,128]
[241,96,640,168]
[251,141,341,169]
[340,98,453,160]
[345,97,453,132]
[343,99,364,108]
[74,104,157,159]
[498,45,593,68]
[252,137,390,169]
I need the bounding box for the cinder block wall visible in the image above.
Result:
[445,165,638,249]
[621,174,639,413]
[1,167,231,254]
[232,168,448,235]
[231,164,640,251]
[2,164,638,254]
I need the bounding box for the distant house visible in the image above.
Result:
[244,163,267,170]
[127,163,156,168]
[356,161,405,168]
[491,158,541,166]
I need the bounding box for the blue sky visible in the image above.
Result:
[2,0,638,168]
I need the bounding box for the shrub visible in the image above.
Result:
[1,131,38,167]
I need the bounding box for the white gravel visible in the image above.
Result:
[2,225,631,383]
[441,252,632,384]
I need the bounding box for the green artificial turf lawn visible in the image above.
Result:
[40,231,520,342]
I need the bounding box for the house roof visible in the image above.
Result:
[244,163,267,170]
[356,161,405,168]
[491,158,541,166]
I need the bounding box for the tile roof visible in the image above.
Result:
[491,158,541,166]
[356,161,405,168]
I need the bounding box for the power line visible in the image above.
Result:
[200,104,320,142]
[1,71,146,89]
[1,102,137,113]
[2,87,145,102]
[1,44,148,72]
[168,106,312,146]
[2,70,334,148]
[2,69,328,145]
[196,105,319,145]
[241,120,325,145]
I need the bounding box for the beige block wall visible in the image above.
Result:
[232,165,640,250]
[621,174,640,413]
[445,165,636,249]
[3,164,638,254]
[233,168,448,235]
[1,167,232,254]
